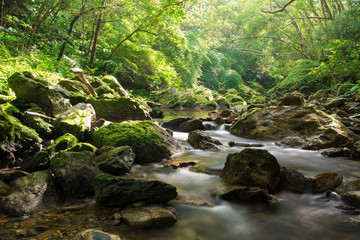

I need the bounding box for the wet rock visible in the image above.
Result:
[341,192,360,208]
[230,107,357,150]
[220,148,281,192]
[74,229,121,240]
[67,143,97,154]
[93,146,135,175]
[279,92,305,107]
[225,114,240,124]
[188,130,225,151]
[0,180,10,196]
[92,120,183,164]
[88,96,149,122]
[53,103,96,141]
[95,174,177,207]
[321,147,351,158]
[214,186,275,202]
[21,150,51,173]
[214,116,225,125]
[325,98,346,110]
[50,151,99,198]
[342,180,360,191]
[162,117,204,132]
[8,72,72,115]
[120,204,177,228]
[162,159,198,169]
[219,109,232,118]
[47,133,78,155]
[203,122,217,130]
[0,169,29,184]
[311,172,343,193]
[280,167,312,193]
[0,170,58,216]
[228,142,264,148]
[0,103,41,168]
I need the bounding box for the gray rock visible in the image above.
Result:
[74,229,121,240]
[93,146,135,175]
[321,147,351,158]
[188,130,225,151]
[162,117,204,132]
[220,148,281,192]
[0,170,59,216]
[50,151,99,198]
[280,167,312,193]
[214,186,275,202]
[95,174,177,207]
[121,204,177,228]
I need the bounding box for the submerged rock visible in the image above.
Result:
[311,172,343,193]
[95,174,177,207]
[162,117,204,132]
[0,170,58,216]
[0,103,41,168]
[188,130,225,151]
[341,192,360,208]
[321,147,351,158]
[220,148,281,192]
[93,146,135,175]
[8,72,72,115]
[230,107,357,150]
[92,120,183,164]
[88,96,149,122]
[214,186,275,202]
[50,151,99,198]
[121,204,177,228]
[280,167,312,193]
[74,229,121,240]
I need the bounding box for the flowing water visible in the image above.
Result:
[1,110,360,239]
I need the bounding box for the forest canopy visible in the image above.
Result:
[1,0,359,102]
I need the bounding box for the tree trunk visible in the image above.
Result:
[89,0,106,68]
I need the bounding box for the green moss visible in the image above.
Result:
[48,133,78,154]
[56,109,91,141]
[92,120,165,148]
[23,116,54,139]
[67,142,97,154]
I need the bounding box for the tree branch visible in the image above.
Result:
[262,0,296,14]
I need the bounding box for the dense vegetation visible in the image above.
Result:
[1,0,359,105]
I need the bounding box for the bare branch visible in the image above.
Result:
[262,0,296,14]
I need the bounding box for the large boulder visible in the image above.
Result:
[0,170,59,216]
[88,96,149,122]
[101,75,130,97]
[120,204,177,228]
[220,148,281,192]
[230,107,357,150]
[93,146,135,175]
[162,117,204,132]
[50,151,99,198]
[311,172,343,193]
[92,120,183,164]
[8,72,72,116]
[188,130,225,151]
[53,103,96,141]
[0,103,41,168]
[95,174,177,207]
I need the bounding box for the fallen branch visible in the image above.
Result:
[24,111,56,121]
[70,68,98,97]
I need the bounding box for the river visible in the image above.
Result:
[0,110,360,239]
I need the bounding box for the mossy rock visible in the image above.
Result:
[7,72,72,116]
[101,75,130,97]
[23,116,54,139]
[58,79,91,96]
[0,103,41,168]
[92,120,183,164]
[67,143,97,154]
[54,104,95,141]
[47,133,78,155]
[88,96,149,122]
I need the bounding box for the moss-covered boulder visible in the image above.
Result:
[8,72,72,116]
[54,103,96,141]
[47,133,78,155]
[93,146,135,175]
[101,75,130,97]
[0,103,41,168]
[92,120,183,164]
[220,149,281,192]
[223,89,247,106]
[21,150,51,173]
[230,107,357,150]
[50,151,99,198]
[0,170,59,216]
[88,96,149,122]
[67,143,97,154]
[94,174,177,207]
[22,116,55,139]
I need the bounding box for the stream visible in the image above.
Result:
[1,110,360,239]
